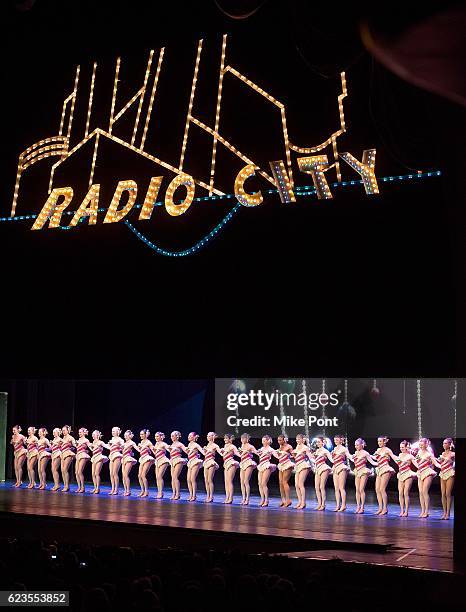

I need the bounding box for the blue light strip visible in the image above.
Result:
[125,204,242,257]
[0,170,442,256]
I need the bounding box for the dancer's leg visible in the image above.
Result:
[333,472,341,510]
[445,477,454,519]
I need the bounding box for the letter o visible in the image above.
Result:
[165,173,195,216]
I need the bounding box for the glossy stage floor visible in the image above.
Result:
[0,481,454,573]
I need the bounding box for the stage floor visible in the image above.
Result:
[0,481,454,573]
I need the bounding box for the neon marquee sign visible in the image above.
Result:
[6,34,432,255]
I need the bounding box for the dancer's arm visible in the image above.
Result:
[344,447,353,461]
[365,451,378,466]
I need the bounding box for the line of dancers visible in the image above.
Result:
[10,426,455,519]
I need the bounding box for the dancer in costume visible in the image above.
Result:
[219,433,239,504]
[50,428,63,491]
[26,426,39,488]
[153,432,170,499]
[11,425,27,487]
[256,435,277,507]
[349,438,377,514]
[313,437,333,511]
[90,430,109,494]
[108,427,124,495]
[60,425,76,492]
[393,440,417,517]
[169,431,187,500]
[413,437,437,518]
[37,428,51,490]
[138,429,155,497]
[293,434,313,509]
[121,430,138,496]
[183,432,204,502]
[236,433,257,505]
[372,436,396,515]
[75,428,92,493]
[273,434,294,508]
[331,435,352,512]
[437,437,455,520]
[203,432,220,503]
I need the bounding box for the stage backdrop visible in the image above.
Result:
[1,379,208,478]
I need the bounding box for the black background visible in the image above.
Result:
[0,0,464,379]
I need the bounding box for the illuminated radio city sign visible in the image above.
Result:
[9,35,387,254]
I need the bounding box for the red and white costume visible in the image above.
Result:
[314,448,332,476]
[153,443,170,468]
[186,445,203,469]
[13,437,27,458]
[51,438,62,460]
[374,450,395,477]
[38,440,51,460]
[222,447,239,470]
[396,455,417,482]
[257,448,276,473]
[169,445,187,467]
[76,440,91,460]
[203,447,219,469]
[92,441,109,464]
[239,449,257,470]
[352,452,371,478]
[139,442,155,465]
[26,438,39,460]
[276,449,294,472]
[332,447,350,475]
[416,451,437,481]
[438,454,455,481]
[61,438,76,460]
[108,439,124,461]
[121,442,136,465]
[294,451,311,474]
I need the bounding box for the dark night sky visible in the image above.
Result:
[0,0,464,378]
